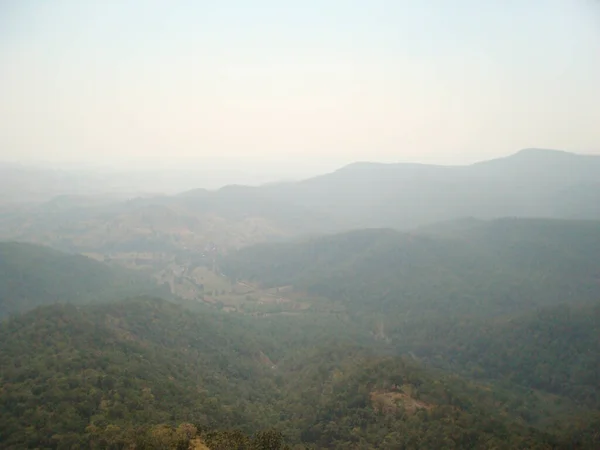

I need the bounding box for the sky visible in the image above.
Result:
[1,0,599,185]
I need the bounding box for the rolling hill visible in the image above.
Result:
[222,218,600,318]
[1,297,595,449]
[2,150,600,448]
[2,149,600,262]
[0,297,281,448]
[2,217,600,447]
[0,242,171,319]
[221,218,600,422]
[203,148,600,230]
[401,301,600,408]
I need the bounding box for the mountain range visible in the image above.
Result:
[3,148,600,447]
[3,149,600,254]
[177,148,600,228]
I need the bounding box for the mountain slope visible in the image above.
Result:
[274,148,600,228]
[2,149,600,262]
[0,242,170,318]
[0,298,280,449]
[196,148,600,230]
[222,218,600,318]
[221,218,600,427]
[401,302,600,408]
[147,148,600,233]
[1,298,592,449]
[294,356,571,449]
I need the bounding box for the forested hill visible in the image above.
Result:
[222,218,600,318]
[0,241,170,319]
[220,218,600,435]
[398,301,600,408]
[1,297,597,449]
[0,297,280,448]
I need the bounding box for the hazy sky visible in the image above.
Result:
[1,1,599,182]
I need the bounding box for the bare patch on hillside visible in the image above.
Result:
[371,386,434,415]
[257,351,277,369]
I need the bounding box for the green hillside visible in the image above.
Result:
[1,298,594,449]
[220,218,600,429]
[0,242,171,319]
[396,302,600,409]
[2,219,600,448]
[0,298,281,449]
[222,219,600,319]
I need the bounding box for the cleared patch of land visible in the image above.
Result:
[370,385,434,415]
[155,263,341,316]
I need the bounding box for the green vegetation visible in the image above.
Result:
[1,218,600,448]
[86,424,294,449]
[1,296,598,449]
[0,242,171,319]
[0,298,281,448]
[399,302,600,408]
[219,218,600,446]
[223,219,600,319]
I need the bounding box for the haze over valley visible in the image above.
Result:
[2,148,600,299]
[2,1,600,449]
[2,148,600,448]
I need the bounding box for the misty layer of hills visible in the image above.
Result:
[0,242,172,319]
[2,149,600,256]
[244,148,600,229]
[1,148,600,449]
[136,148,600,230]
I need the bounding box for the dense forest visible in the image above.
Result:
[0,298,283,448]
[2,297,599,449]
[390,302,600,409]
[1,218,600,448]
[222,219,600,319]
[218,218,600,447]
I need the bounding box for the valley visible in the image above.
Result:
[3,1,600,446]
[155,264,323,316]
[2,150,600,448]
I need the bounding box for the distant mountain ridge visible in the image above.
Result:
[1,148,599,259]
[189,148,600,230]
